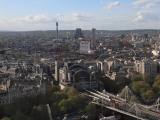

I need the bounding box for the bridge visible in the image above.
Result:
[84,86,160,120]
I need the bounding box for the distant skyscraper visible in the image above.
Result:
[74,28,84,39]
[56,22,59,40]
[91,28,96,48]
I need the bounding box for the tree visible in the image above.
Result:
[50,103,61,119]
[141,89,155,103]
[63,87,79,97]
[58,96,83,113]
[101,77,117,93]
[58,99,70,113]
[131,79,156,103]
[30,105,49,120]
[3,104,16,117]
[85,103,98,120]
[11,111,30,120]
[48,92,66,104]
[0,105,4,118]
[131,74,144,81]
[131,81,150,95]
[13,97,34,115]
[1,117,11,120]
[58,87,87,114]
[153,75,160,94]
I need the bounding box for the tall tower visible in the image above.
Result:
[56,22,59,40]
[91,28,96,49]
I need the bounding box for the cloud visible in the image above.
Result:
[12,14,55,24]
[133,11,160,22]
[133,11,144,22]
[105,1,120,10]
[133,0,160,8]
[133,0,160,24]
[134,0,150,5]
[58,13,91,23]
[71,13,90,21]
[0,13,91,27]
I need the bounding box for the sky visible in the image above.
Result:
[0,0,159,31]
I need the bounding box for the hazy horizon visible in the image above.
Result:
[0,28,160,32]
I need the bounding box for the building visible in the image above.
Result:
[91,28,96,49]
[0,79,10,91]
[55,60,59,81]
[58,61,98,90]
[80,40,92,54]
[56,22,59,40]
[75,28,84,39]
[134,59,158,80]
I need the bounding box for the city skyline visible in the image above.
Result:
[1,1,160,119]
[0,0,160,31]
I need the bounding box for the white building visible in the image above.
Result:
[80,40,92,54]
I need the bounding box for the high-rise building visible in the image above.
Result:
[91,28,96,48]
[56,22,59,40]
[74,28,84,39]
